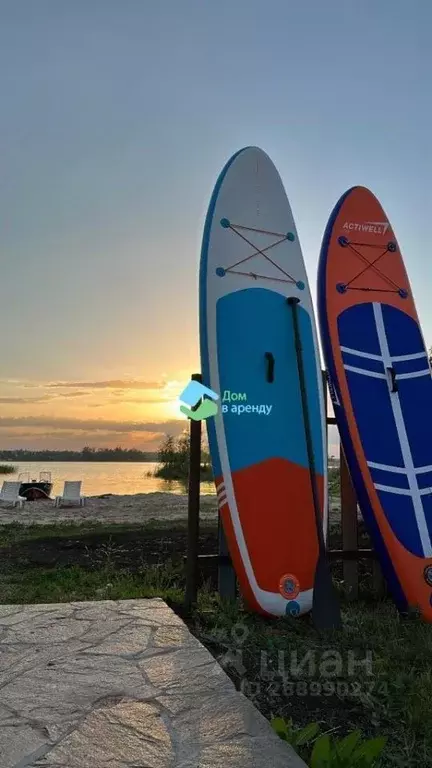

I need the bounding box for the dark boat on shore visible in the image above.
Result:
[18,471,52,500]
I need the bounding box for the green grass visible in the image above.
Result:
[0,518,431,767]
[0,520,172,547]
[189,596,432,767]
[0,463,16,474]
[0,520,192,605]
[0,562,186,605]
[0,518,188,546]
[328,465,341,496]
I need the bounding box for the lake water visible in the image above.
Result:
[1,462,217,497]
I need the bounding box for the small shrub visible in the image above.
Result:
[154,433,212,480]
[271,717,387,767]
[0,464,16,475]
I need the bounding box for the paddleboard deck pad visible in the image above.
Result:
[199,147,327,617]
[318,185,432,619]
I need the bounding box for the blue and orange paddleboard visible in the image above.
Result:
[199,147,327,617]
[318,185,432,619]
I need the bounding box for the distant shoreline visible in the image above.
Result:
[0,453,158,463]
[0,458,157,463]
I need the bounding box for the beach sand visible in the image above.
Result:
[0,492,348,526]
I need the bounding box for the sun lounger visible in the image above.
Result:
[54,480,86,507]
[0,481,26,508]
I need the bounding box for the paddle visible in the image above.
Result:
[287,297,342,631]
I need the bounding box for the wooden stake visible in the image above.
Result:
[184,373,202,611]
[340,444,359,600]
[218,519,237,601]
[322,370,330,543]
[372,557,386,596]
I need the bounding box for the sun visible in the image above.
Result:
[164,397,183,419]
[159,379,185,420]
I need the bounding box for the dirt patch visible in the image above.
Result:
[0,515,374,582]
[0,525,221,584]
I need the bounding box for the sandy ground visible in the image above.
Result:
[0,492,348,526]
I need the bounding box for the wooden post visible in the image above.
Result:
[340,444,359,600]
[218,517,237,600]
[372,554,386,596]
[184,373,202,612]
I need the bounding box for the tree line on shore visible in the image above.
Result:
[0,447,158,462]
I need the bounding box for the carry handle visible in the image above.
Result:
[386,366,398,393]
[265,352,275,383]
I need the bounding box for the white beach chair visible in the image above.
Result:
[55,481,86,507]
[0,481,26,508]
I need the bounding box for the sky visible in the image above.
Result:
[0,0,431,451]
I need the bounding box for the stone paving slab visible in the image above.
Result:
[0,599,306,768]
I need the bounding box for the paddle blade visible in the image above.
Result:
[312,552,342,631]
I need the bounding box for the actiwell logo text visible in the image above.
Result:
[342,221,390,236]
[178,381,219,421]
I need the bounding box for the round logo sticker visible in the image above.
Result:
[279,573,300,600]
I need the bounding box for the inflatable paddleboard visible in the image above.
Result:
[318,186,432,619]
[199,147,327,617]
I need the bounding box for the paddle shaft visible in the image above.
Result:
[288,297,341,630]
[287,298,325,550]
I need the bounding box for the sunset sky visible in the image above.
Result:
[1,1,431,452]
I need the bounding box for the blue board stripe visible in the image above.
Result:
[374,493,424,556]
[340,346,430,377]
[424,495,432,550]
[338,302,432,559]
[216,289,323,474]
[417,471,432,490]
[341,349,385,375]
[367,462,432,491]
[394,355,429,375]
[382,303,425,357]
[343,357,403,468]
[317,188,407,612]
[369,466,410,490]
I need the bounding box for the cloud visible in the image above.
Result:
[87,398,173,408]
[0,396,53,404]
[56,391,91,399]
[0,429,92,440]
[105,395,175,404]
[0,391,91,404]
[46,380,165,390]
[0,416,187,450]
[0,415,184,433]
